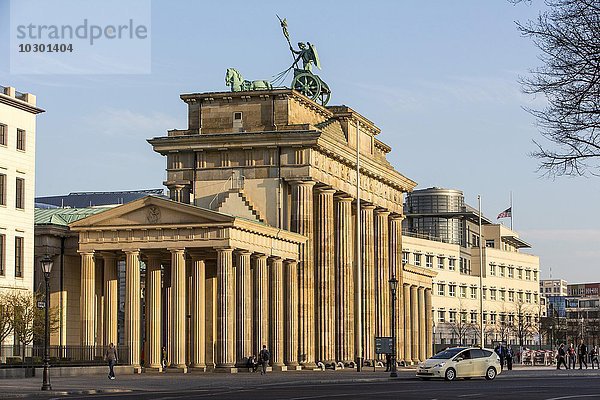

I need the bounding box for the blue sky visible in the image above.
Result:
[1,0,598,282]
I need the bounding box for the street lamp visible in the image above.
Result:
[40,255,53,391]
[389,275,399,378]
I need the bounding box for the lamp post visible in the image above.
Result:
[40,255,53,391]
[389,275,398,378]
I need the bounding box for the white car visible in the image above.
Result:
[416,347,501,381]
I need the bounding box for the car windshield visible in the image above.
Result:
[431,348,466,359]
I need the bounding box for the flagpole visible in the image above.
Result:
[510,191,513,230]
[478,195,484,348]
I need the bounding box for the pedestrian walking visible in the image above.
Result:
[557,343,569,370]
[591,345,599,369]
[578,340,588,369]
[506,345,514,371]
[385,353,392,372]
[161,346,168,371]
[568,343,577,369]
[259,344,270,375]
[104,343,118,380]
[495,344,505,371]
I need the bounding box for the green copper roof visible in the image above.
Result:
[35,207,112,226]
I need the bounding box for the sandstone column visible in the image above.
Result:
[102,254,118,347]
[374,209,390,342]
[425,288,433,359]
[335,195,354,363]
[361,204,376,362]
[411,285,419,363]
[315,187,335,364]
[80,251,96,347]
[170,249,187,371]
[216,247,235,370]
[163,263,172,367]
[289,180,315,365]
[270,257,285,370]
[389,216,404,362]
[125,250,141,368]
[236,251,252,366]
[284,260,299,369]
[146,254,162,370]
[418,287,426,362]
[253,254,269,354]
[403,283,412,364]
[190,256,206,369]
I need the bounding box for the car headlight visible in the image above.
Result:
[434,362,446,368]
[418,363,425,368]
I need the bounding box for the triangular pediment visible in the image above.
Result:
[69,196,235,228]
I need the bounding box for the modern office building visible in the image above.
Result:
[540,279,568,297]
[402,187,541,348]
[0,85,44,345]
[568,282,600,297]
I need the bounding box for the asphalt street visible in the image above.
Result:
[6,367,600,400]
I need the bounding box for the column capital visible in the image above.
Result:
[361,204,376,210]
[269,255,283,262]
[314,186,336,195]
[374,208,391,216]
[215,247,235,253]
[283,259,298,266]
[167,248,186,254]
[334,193,354,202]
[124,249,141,256]
[288,179,316,187]
[389,213,404,221]
[77,250,95,256]
[235,249,253,256]
[252,252,268,260]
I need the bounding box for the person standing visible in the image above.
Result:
[557,343,568,370]
[161,346,168,371]
[506,345,514,371]
[495,344,505,371]
[104,343,118,380]
[385,353,392,372]
[259,344,270,375]
[578,340,588,369]
[590,345,599,369]
[568,343,577,369]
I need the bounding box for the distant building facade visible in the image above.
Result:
[540,279,568,297]
[35,189,165,208]
[403,187,541,348]
[0,85,44,345]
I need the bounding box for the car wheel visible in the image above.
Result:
[445,368,456,381]
[485,366,497,380]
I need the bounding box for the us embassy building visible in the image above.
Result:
[36,88,437,371]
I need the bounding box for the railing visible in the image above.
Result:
[0,345,130,367]
[208,172,245,210]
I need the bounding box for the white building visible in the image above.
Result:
[540,279,568,297]
[0,85,44,345]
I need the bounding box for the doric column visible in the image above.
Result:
[374,209,390,342]
[411,285,419,363]
[190,256,206,369]
[361,204,376,362]
[335,195,354,363]
[146,254,162,370]
[170,249,187,370]
[403,283,412,363]
[102,254,118,346]
[80,251,96,347]
[315,187,335,363]
[284,260,299,368]
[253,254,269,354]
[389,216,404,361]
[216,247,235,370]
[418,287,426,362]
[163,263,172,367]
[290,179,316,365]
[236,251,252,366]
[425,288,433,359]
[270,257,285,369]
[125,250,141,368]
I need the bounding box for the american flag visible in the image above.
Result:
[497,207,512,219]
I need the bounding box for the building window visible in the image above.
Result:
[470,311,477,324]
[509,291,515,302]
[460,311,467,323]
[0,124,6,145]
[15,177,24,209]
[526,270,531,280]
[449,311,456,323]
[472,233,479,247]
[485,239,495,248]
[437,256,444,269]
[490,289,497,301]
[518,292,523,302]
[438,310,445,323]
[459,286,466,298]
[16,129,25,151]
[533,271,538,281]
[437,283,445,296]
[414,253,421,266]
[499,266,505,277]
[470,287,477,299]
[508,267,514,278]
[490,313,497,324]
[15,236,23,278]
[500,290,506,301]
[0,173,6,206]
[0,234,4,275]
[518,268,523,279]
[459,257,471,275]
[426,255,433,268]
[482,288,487,300]
[449,285,456,297]
[402,251,409,265]
[489,264,496,276]
[526,293,532,303]
[448,258,456,271]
